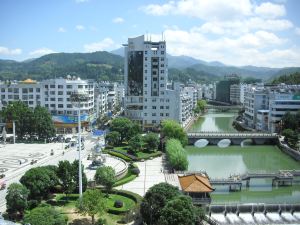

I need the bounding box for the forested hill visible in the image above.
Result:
[271,72,300,84]
[1,51,300,83]
[0,51,124,81]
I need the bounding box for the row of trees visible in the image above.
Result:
[140,183,204,225]
[166,139,188,170]
[1,101,55,139]
[193,99,207,114]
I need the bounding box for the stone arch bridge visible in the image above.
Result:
[187,132,278,145]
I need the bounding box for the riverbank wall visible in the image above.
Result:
[277,139,300,161]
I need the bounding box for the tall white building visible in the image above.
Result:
[0,77,95,133]
[124,35,190,129]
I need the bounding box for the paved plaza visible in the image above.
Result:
[116,156,166,197]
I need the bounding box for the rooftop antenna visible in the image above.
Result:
[161,32,163,41]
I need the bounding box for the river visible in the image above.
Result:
[186,110,300,204]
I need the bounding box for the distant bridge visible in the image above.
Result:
[205,105,243,110]
[187,132,278,145]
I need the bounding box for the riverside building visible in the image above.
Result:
[123,35,192,129]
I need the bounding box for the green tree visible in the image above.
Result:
[282,129,299,148]
[140,183,181,225]
[110,117,132,142]
[194,99,207,114]
[72,160,88,193]
[33,105,55,139]
[158,195,197,225]
[282,112,297,131]
[76,189,107,225]
[143,132,159,151]
[110,117,141,142]
[128,134,144,153]
[6,183,29,216]
[57,161,75,198]
[161,119,188,146]
[1,101,34,138]
[94,166,116,193]
[24,204,67,225]
[166,139,188,171]
[20,167,59,201]
[105,131,121,146]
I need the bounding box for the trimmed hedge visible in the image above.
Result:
[106,150,132,162]
[106,190,142,215]
[113,174,137,187]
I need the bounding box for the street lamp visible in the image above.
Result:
[70,90,89,200]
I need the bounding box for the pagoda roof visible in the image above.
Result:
[178,174,214,193]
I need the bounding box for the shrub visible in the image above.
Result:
[114,200,124,208]
[131,167,140,176]
[96,218,107,225]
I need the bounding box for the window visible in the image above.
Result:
[166,113,169,116]
[144,106,147,109]
[67,85,72,89]
[67,91,72,95]
[58,91,63,95]
[58,85,63,89]
[67,104,72,108]
[1,88,5,92]
[145,77,147,80]
[1,95,5,99]
[22,88,28,93]
[29,101,34,105]
[45,85,48,88]
[144,91,147,95]
[50,91,55,95]
[152,120,156,124]
[145,57,147,61]
[144,113,147,116]
[50,85,55,88]
[161,64,164,67]
[36,88,40,93]
[161,57,164,61]
[160,77,164,80]
[14,95,19,100]
[36,95,40,99]
[45,104,49,108]
[152,113,156,116]
[152,98,156,102]
[144,84,147,87]
[160,106,164,109]
[161,51,164,54]
[78,85,83,89]
[58,98,63,101]
[50,98,55,101]
[166,99,169,102]
[45,98,49,101]
[29,88,33,92]
[145,51,147,54]
[160,113,164,116]
[50,104,55,107]
[152,71,157,75]
[145,70,147,73]
[160,91,164,95]
[161,70,164,74]
[29,95,34,99]
[8,95,12,99]
[160,84,164,87]
[8,88,12,92]
[152,106,156,109]
[58,104,63,108]
[166,106,169,109]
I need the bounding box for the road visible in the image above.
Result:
[0,133,99,213]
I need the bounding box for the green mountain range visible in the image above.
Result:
[0,50,299,83]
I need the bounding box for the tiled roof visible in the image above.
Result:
[178,174,214,193]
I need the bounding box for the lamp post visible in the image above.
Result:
[70,90,89,200]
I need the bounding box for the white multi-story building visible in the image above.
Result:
[183,86,198,108]
[244,85,269,129]
[94,83,108,119]
[244,84,300,132]
[124,35,191,129]
[0,77,95,133]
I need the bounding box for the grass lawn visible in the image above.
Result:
[53,192,137,225]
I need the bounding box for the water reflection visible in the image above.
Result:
[218,139,231,148]
[194,139,209,148]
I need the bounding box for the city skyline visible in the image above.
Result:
[0,0,300,67]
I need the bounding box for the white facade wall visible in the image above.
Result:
[124,35,188,128]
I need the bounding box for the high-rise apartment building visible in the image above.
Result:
[124,35,187,129]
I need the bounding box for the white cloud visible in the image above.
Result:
[0,46,22,55]
[254,2,286,19]
[58,27,66,33]
[112,17,125,24]
[149,27,297,67]
[29,48,56,57]
[196,18,293,36]
[295,27,300,36]
[84,38,116,52]
[141,0,253,21]
[76,25,85,31]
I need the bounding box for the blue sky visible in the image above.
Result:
[0,0,300,67]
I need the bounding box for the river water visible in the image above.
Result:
[186,110,300,204]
